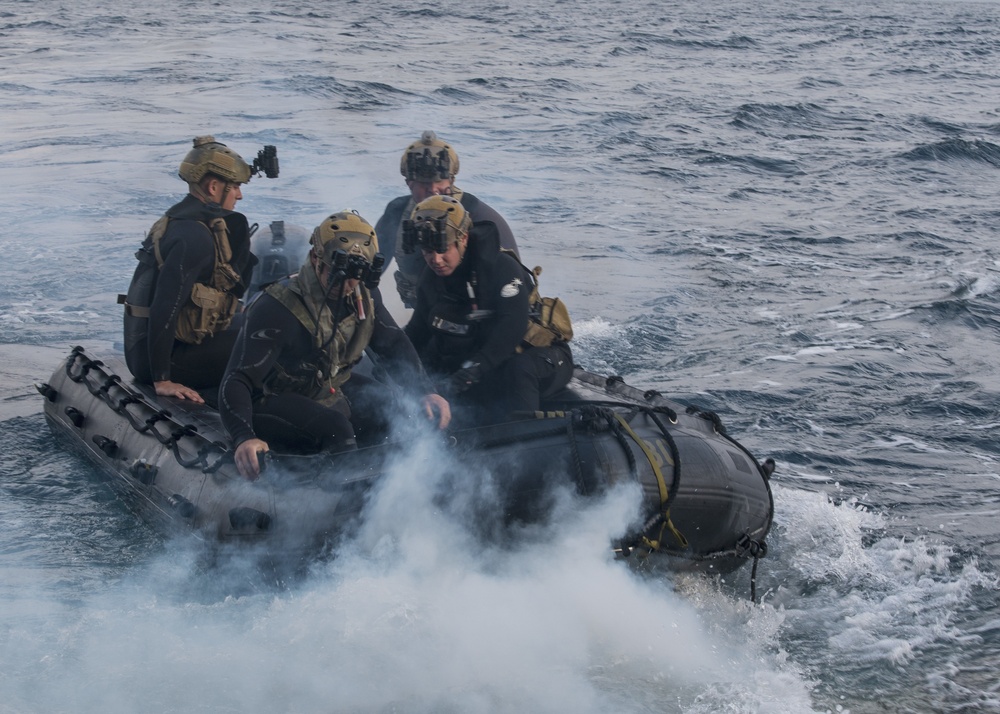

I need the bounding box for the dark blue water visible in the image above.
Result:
[2,0,1000,711]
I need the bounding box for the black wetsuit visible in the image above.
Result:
[219,286,428,452]
[123,194,254,388]
[404,221,572,421]
[376,191,518,306]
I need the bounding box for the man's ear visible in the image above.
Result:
[202,176,222,200]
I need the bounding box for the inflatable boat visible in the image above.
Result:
[38,345,774,587]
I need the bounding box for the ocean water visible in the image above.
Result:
[2,0,1000,711]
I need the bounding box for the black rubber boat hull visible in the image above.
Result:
[39,346,773,574]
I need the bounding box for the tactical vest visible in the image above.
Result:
[123,215,243,345]
[262,281,375,403]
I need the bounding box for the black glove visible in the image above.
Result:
[448,362,483,394]
[394,270,417,308]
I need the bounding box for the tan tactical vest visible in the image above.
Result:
[263,281,376,403]
[147,215,242,345]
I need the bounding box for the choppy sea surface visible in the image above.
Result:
[2,0,1000,711]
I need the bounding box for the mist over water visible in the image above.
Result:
[2,426,810,714]
[3,0,1000,710]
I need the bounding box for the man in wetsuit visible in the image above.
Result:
[121,136,276,403]
[219,211,450,480]
[402,195,573,424]
[375,130,519,308]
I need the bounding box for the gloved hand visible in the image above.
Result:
[448,362,483,394]
[394,270,417,308]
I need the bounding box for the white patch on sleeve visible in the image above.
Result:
[500,278,522,298]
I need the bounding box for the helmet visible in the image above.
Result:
[310,210,379,266]
[403,195,471,253]
[178,135,252,185]
[400,130,460,182]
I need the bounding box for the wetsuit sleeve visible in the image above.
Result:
[218,294,306,447]
[469,255,531,373]
[146,221,216,382]
[367,288,432,393]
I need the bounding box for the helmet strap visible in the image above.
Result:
[190,175,234,207]
[189,180,213,204]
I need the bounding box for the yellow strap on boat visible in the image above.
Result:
[613,413,688,550]
[640,515,689,552]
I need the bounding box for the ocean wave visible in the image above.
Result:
[899,138,1000,167]
[693,151,804,178]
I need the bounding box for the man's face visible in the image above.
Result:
[318,263,361,298]
[313,253,362,299]
[407,178,452,203]
[220,183,242,211]
[422,235,466,277]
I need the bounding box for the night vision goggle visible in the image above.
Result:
[251,145,280,178]
[401,218,456,254]
[323,249,386,289]
[404,148,452,182]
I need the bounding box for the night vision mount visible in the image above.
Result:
[401,218,450,254]
[405,147,451,182]
[251,145,280,178]
[328,249,385,290]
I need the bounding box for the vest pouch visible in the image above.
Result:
[175,282,236,345]
[522,320,557,348]
[521,296,573,349]
[215,261,243,297]
[537,296,573,342]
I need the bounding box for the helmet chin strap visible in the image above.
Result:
[190,177,236,207]
[189,181,213,204]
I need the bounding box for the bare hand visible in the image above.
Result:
[422,393,451,430]
[154,380,205,404]
[234,438,269,481]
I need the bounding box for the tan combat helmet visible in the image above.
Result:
[178,136,252,185]
[402,195,472,253]
[310,210,379,266]
[400,130,460,182]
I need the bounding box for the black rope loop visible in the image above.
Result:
[735,534,768,559]
[141,411,171,434]
[99,374,122,396]
[62,348,234,475]
[734,534,769,604]
[65,350,90,383]
[116,394,140,411]
[169,443,213,470]
[202,448,234,474]
[171,424,198,440]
